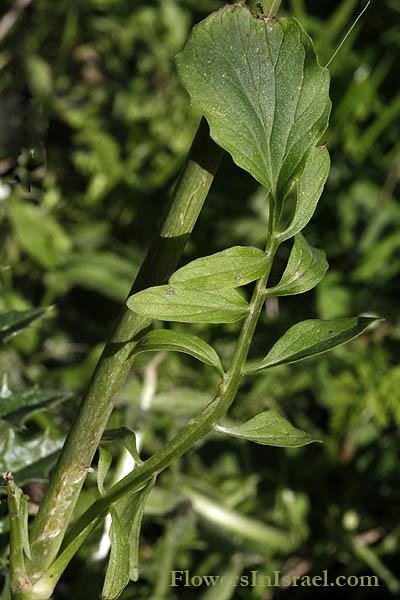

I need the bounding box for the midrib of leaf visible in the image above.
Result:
[235,11,273,186]
[206,11,270,177]
[265,22,302,191]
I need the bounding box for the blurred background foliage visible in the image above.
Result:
[0,0,400,598]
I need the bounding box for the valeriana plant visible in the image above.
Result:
[2,2,379,599]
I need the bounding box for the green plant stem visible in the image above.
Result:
[25,117,224,582]
[50,235,279,583]
[4,477,31,600]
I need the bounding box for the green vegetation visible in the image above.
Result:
[1,1,399,598]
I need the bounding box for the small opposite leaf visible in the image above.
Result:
[216,409,320,447]
[0,308,51,346]
[97,447,112,495]
[127,286,249,324]
[134,329,224,375]
[277,146,331,242]
[245,316,380,373]
[170,246,268,290]
[266,233,328,297]
[102,507,130,600]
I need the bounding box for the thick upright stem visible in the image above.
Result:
[26,118,223,581]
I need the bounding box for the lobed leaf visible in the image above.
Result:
[245,316,380,373]
[134,329,224,375]
[266,233,328,297]
[216,409,320,447]
[0,308,51,346]
[127,286,249,323]
[176,4,331,206]
[170,246,268,290]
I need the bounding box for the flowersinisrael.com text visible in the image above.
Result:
[170,570,379,589]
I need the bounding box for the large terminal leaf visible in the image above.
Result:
[176,3,331,207]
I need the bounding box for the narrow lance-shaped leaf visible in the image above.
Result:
[176,4,331,207]
[0,307,51,346]
[112,475,157,585]
[277,145,331,242]
[97,447,112,495]
[102,507,130,600]
[215,409,320,447]
[170,246,268,290]
[127,286,249,324]
[265,233,328,297]
[245,316,381,373]
[133,329,224,375]
[127,475,156,582]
